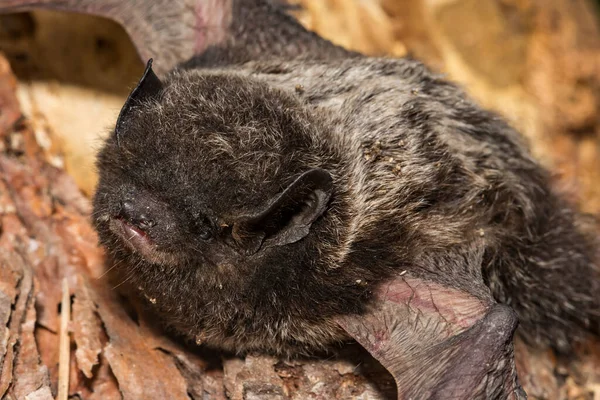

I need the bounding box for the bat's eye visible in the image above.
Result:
[191,216,213,241]
[198,228,212,241]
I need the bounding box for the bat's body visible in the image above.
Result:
[2,1,598,398]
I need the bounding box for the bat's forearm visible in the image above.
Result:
[0,0,209,74]
[0,0,350,75]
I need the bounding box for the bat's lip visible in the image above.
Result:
[110,217,157,258]
[108,217,181,266]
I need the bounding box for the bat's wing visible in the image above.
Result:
[0,0,349,75]
[337,276,527,399]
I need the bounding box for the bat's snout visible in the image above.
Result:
[106,188,183,265]
[118,199,158,232]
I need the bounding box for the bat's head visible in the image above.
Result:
[92,60,364,352]
[93,59,346,272]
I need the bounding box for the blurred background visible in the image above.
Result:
[0,0,599,219]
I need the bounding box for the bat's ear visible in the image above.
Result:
[115,59,163,144]
[231,169,333,255]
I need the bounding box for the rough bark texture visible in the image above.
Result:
[0,1,599,399]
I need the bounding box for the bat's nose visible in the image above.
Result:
[119,200,157,231]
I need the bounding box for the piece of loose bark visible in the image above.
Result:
[0,249,53,399]
[0,250,22,376]
[0,251,25,398]
[71,274,103,379]
[11,274,52,400]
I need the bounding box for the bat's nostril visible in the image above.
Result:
[118,200,157,230]
[138,217,157,229]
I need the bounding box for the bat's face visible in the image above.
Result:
[94,65,335,266]
[92,62,364,353]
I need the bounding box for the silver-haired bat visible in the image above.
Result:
[3,1,599,399]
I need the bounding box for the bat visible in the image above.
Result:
[2,1,598,398]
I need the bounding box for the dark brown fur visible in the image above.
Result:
[93,55,599,357]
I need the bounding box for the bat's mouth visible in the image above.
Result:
[108,216,182,266]
[110,217,157,257]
